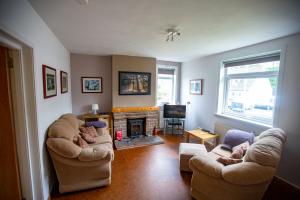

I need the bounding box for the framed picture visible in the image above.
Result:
[81,77,103,93]
[43,65,57,98]
[60,71,68,94]
[190,79,203,95]
[119,71,151,95]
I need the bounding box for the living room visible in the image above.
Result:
[0,0,300,200]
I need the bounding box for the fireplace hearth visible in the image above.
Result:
[127,118,146,138]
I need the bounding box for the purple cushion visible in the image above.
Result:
[221,129,254,150]
[85,121,106,128]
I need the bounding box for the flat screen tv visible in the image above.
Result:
[163,105,186,118]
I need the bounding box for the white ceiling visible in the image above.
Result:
[29,0,300,62]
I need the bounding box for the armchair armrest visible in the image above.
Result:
[222,162,276,185]
[189,154,224,178]
[46,138,81,158]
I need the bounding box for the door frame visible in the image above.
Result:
[0,29,43,200]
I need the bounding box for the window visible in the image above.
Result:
[218,53,281,125]
[157,66,177,105]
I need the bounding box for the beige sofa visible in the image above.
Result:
[189,127,287,200]
[46,114,114,193]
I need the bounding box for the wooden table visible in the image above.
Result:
[185,129,219,145]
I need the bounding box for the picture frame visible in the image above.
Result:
[81,77,103,93]
[60,71,68,94]
[43,65,57,98]
[190,79,203,95]
[119,71,151,95]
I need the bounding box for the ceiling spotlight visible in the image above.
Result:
[166,28,180,42]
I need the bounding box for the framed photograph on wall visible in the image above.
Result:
[43,65,57,98]
[119,71,151,95]
[81,77,103,93]
[60,71,68,93]
[190,79,203,95]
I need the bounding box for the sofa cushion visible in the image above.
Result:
[85,120,107,128]
[211,145,232,158]
[92,133,113,145]
[60,113,80,130]
[216,157,242,165]
[78,145,113,161]
[48,118,79,140]
[222,129,254,150]
[80,132,96,144]
[73,135,88,148]
[47,138,81,158]
[231,141,250,159]
[244,134,284,167]
[79,126,98,138]
[259,128,286,143]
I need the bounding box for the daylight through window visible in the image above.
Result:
[219,53,280,125]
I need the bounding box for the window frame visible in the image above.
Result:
[217,51,283,127]
[156,65,178,105]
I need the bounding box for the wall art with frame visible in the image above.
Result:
[81,77,103,93]
[43,64,57,98]
[190,79,203,95]
[119,71,151,95]
[60,71,68,94]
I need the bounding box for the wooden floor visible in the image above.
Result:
[51,134,193,200]
[51,133,299,200]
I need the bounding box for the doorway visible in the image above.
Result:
[0,45,22,199]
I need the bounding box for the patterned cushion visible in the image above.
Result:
[79,126,98,138]
[80,132,96,144]
[73,135,88,148]
[231,142,250,159]
[216,156,243,165]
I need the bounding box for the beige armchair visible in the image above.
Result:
[46,114,114,193]
[189,128,286,200]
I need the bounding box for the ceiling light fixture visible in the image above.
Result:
[166,28,180,42]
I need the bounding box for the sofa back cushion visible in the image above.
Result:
[244,128,286,167]
[60,113,80,130]
[48,118,79,140]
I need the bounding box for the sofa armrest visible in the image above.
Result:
[47,138,81,158]
[78,145,113,161]
[222,162,276,185]
[189,154,224,178]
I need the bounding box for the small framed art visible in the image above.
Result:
[60,71,68,93]
[43,65,57,98]
[81,77,103,93]
[190,79,203,95]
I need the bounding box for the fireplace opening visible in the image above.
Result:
[127,118,146,138]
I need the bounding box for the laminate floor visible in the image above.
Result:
[51,134,193,200]
[51,133,295,200]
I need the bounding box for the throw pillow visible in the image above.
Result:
[221,129,254,150]
[216,156,243,166]
[79,126,98,138]
[85,120,107,128]
[73,135,88,148]
[80,132,96,144]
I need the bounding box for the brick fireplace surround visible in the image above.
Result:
[112,106,159,138]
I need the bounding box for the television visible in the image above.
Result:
[163,105,186,118]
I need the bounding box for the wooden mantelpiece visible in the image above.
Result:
[112,106,159,113]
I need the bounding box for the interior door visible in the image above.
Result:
[0,45,22,200]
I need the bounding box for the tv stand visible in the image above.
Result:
[163,118,185,135]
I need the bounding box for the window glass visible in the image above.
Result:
[219,54,280,125]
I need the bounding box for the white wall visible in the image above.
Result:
[181,33,300,187]
[0,0,72,199]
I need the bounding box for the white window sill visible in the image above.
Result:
[214,113,272,129]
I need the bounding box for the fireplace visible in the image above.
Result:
[127,118,146,138]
